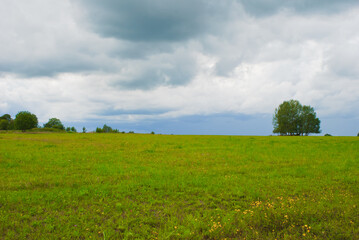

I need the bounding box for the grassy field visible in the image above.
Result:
[0,133,358,239]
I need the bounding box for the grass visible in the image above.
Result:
[0,133,358,239]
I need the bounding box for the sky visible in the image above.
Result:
[1,0,358,136]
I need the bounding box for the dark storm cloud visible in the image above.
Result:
[78,0,225,42]
[79,0,359,44]
[239,0,359,16]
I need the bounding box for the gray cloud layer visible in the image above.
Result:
[78,0,224,42]
[239,0,359,16]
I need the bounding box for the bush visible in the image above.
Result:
[324,133,332,136]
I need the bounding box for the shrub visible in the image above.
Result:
[324,133,332,136]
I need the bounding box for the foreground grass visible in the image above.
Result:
[0,133,358,239]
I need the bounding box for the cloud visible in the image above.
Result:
[109,47,199,89]
[0,0,120,77]
[238,0,359,16]
[77,0,228,42]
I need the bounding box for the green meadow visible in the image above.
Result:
[0,133,358,239]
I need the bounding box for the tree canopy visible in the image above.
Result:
[96,124,119,133]
[0,114,13,130]
[14,111,38,131]
[273,100,320,136]
[44,118,65,130]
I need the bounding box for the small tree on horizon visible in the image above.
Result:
[44,118,65,130]
[273,100,321,136]
[96,124,119,133]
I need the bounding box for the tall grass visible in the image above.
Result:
[0,134,358,239]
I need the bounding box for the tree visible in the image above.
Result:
[0,114,12,130]
[14,111,38,131]
[102,124,112,133]
[82,127,86,133]
[299,105,320,136]
[96,124,119,133]
[0,114,11,122]
[44,118,64,130]
[66,126,77,133]
[273,100,320,136]
[0,119,8,130]
[273,100,302,136]
[8,120,15,130]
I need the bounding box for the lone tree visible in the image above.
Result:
[44,118,64,130]
[14,111,38,131]
[273,100,320,136]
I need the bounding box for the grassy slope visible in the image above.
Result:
[0,133,358,239]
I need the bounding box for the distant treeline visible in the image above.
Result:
[0,111,141,134]
[0,112,78,132]
[1,108,358,136]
